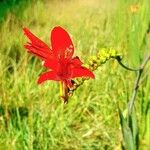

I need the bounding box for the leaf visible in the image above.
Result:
[129,111,139,150]
[118,107,135,150]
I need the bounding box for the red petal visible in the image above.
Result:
[24,44,49,59]
[51,26,74,59]
[37,71,60,84]
[43,59,59,70]
[23,28,52,60]
[71,56,83,67]
[71,67,95,79]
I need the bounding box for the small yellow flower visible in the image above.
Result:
[129,4,140,13]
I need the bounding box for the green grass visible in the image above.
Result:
[0,0,150,149]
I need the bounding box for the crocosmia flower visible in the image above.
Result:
[23,26,94,103]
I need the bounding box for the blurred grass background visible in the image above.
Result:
[0,0,150,149]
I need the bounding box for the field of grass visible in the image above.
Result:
[0,0,150,149]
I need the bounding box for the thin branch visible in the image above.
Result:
[128,53,150,114]
[140,69,150,84]
[115,56,140,72]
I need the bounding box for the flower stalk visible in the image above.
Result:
[60,81,69,104]
[69,48,122,96]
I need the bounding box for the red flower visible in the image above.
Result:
[23,26,94,102]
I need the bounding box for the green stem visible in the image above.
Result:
[128,53,150,114]
[115,56,140,72]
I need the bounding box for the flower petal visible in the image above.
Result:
[71,67,95,79]
[43,59,59,70]
[51,26,74,59]
[37,71,60,84]
[71,56,83,67]
[23,28,53,60]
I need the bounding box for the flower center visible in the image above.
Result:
[57,59,71,80]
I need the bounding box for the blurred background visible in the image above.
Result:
[0,0,150,149]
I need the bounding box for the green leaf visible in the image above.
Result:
[118,107,135,150]
[129,111,139,150]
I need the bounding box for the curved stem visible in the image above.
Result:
[114,56,140,71]
[113,54,150,114]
